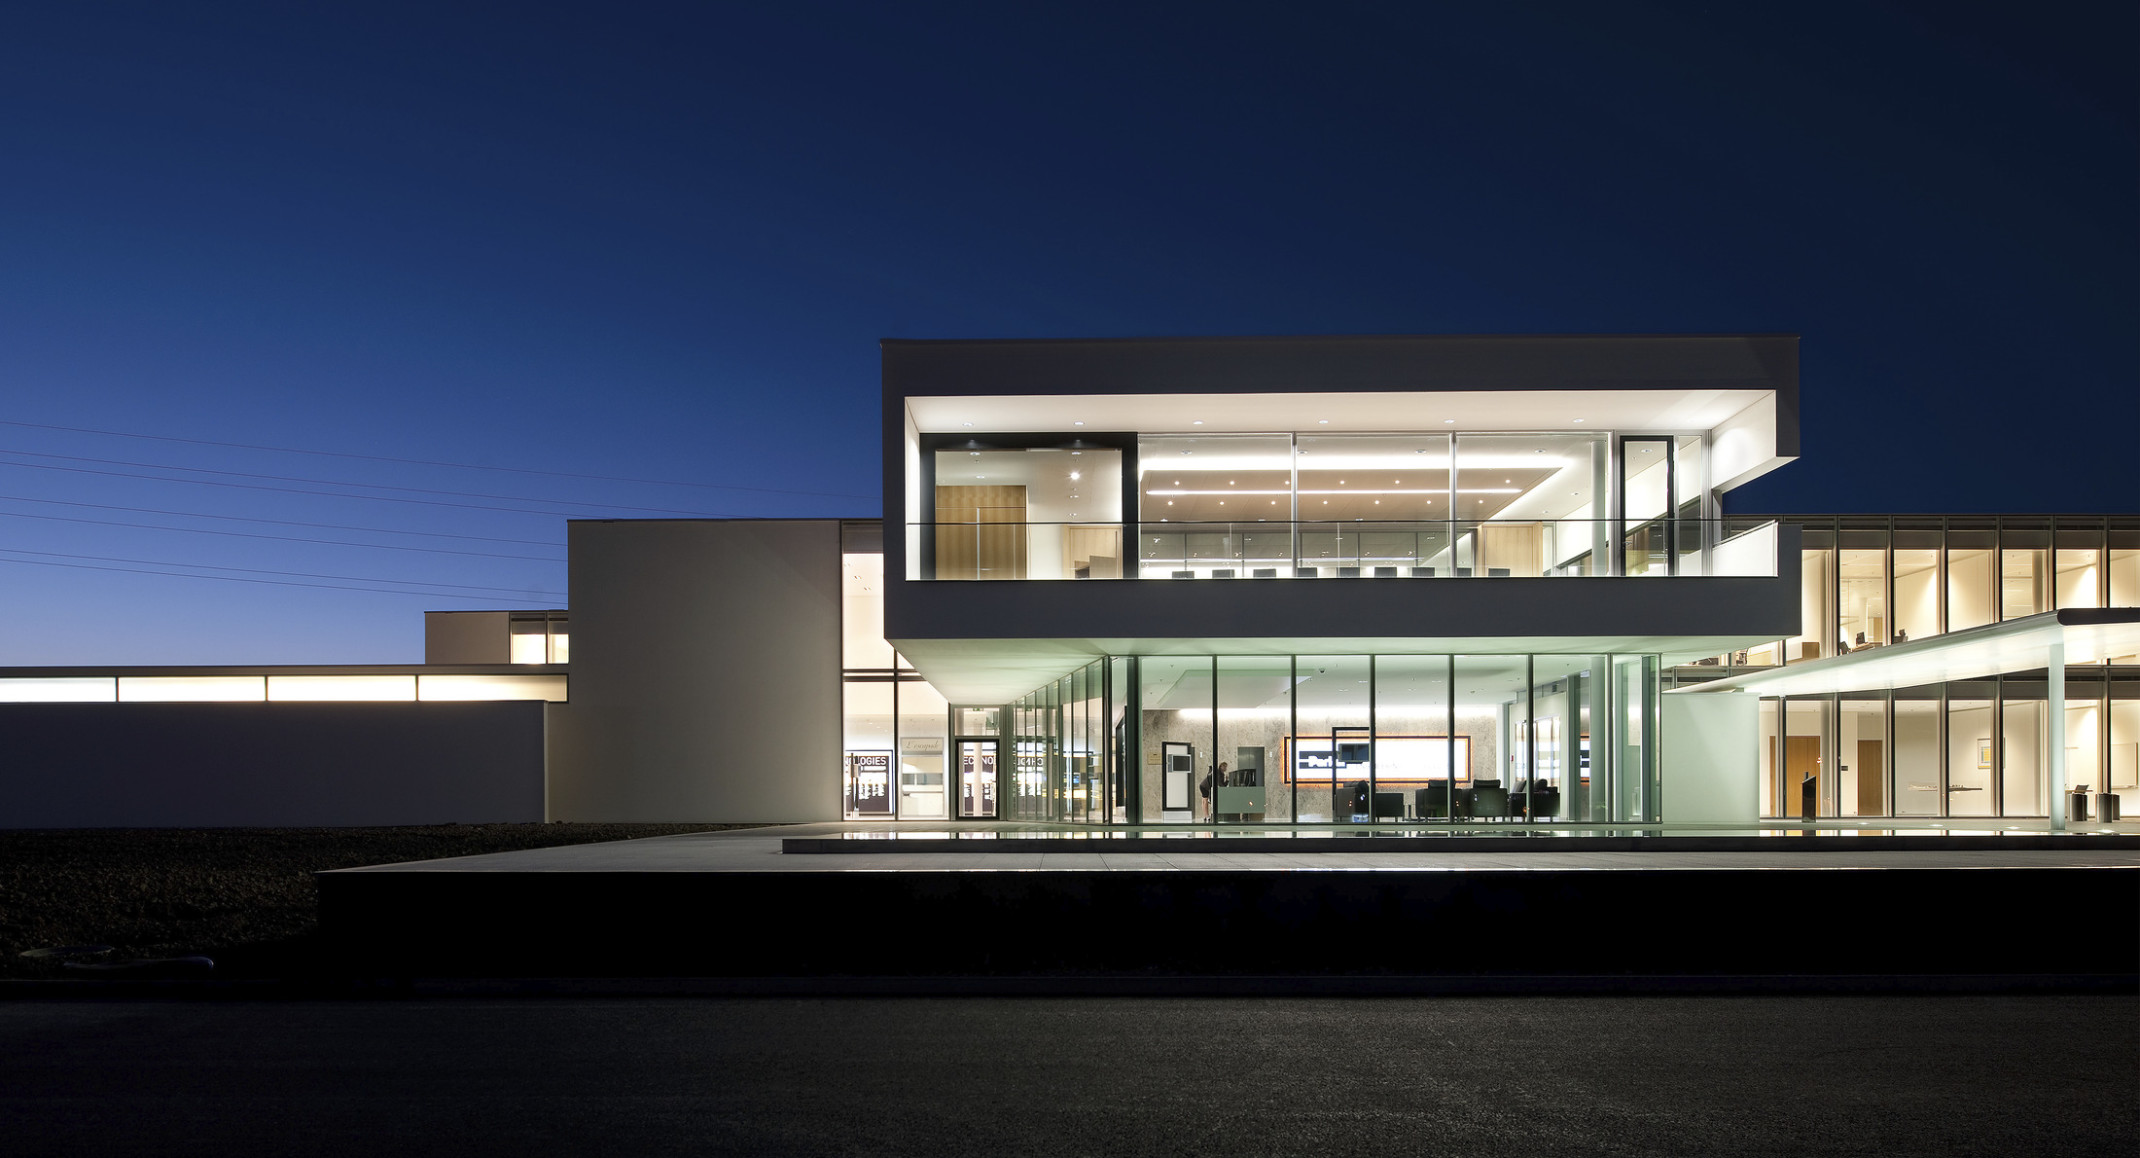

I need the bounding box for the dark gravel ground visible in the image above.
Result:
[0,824,759,977]
[0,994,2132,1157]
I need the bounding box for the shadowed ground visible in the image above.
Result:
[0,825,760,977]
[0,995,2131,1157]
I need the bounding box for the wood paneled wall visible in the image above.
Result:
[935,485,1027,579]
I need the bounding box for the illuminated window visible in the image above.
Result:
[0,678,117,703]
[119,676,266,702]
[417,674,568,701]
[267,675,417,702]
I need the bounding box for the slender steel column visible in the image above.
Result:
[2049,642,2068,830]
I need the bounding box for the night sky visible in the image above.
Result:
[1,2,2133,663]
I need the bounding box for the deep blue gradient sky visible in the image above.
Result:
[1,2,2133,663]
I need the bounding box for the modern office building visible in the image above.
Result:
[544,334,2134,829]
[4,334,2135,830]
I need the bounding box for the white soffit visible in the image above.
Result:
[907,390,1771,435]
[896,632,1779,704]
[1671,610,2140,697]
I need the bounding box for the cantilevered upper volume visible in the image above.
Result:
[881,334,1802,702]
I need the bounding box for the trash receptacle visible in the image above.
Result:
[2067,790,2091,823]
[2098,793,2122,823]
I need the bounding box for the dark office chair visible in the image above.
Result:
[1414,785,1451,819]
[1373,566,1398,578]
[1211,569,1236,578]
[1410,566,1435,577]
[1488,567,1511,577]
[1372,791,1405,819]
[1293,567,1319,578]
[1170,570,1194,579]
[1251,567,1277,578]
[1337,566,1361,578]
[1454,567,1473,577]
[1471,783,1509,819]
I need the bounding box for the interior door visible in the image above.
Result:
[957,739,998,818]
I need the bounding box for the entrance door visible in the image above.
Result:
[957,739,999,818]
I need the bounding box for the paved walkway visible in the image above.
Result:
[329,821,2140,875]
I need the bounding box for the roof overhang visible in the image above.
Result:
[1670,608,2140,697]
[899,631,1781,705]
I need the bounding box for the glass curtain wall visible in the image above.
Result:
[1139,436,1293,578]
[896,678,950,819]
[1715,516,2136,676]
[1373,656,1452,821]
[1760,677,2138,821]
[1006,651,1664,826]
[1294,656,1372,821]
[1947,523,1997,632]
[931,445,1124,579]
[1893,690,1943,816]
[1138,656,1211,820]
[2114,691,2140,817]
[1212,655,1290,822]
[1457,434,1608,578]
[1531,656,1598,820]
[1136,432,1633,578]
[1839,697,1888,816]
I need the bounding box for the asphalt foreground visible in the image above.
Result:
[0,995,2132,1157]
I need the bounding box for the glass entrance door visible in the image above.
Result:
[957,738,999,818]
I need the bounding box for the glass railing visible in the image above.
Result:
[910,519,1778,580]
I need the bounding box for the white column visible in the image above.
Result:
[2048,638,2068,831]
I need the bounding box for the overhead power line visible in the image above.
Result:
[0,545,561,598]
[0,448,737,516]
[0,456,710,519]
[0,555,557,603]
[0,492,561,547]
[0,418,874,500]
[0,508,567,562]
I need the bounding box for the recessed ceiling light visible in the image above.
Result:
[1073,421,1084,426]
[1572,418,1585,423]
[1444,419,1455,424]
[963,422,973,427]
[1070,471,1081,481]
[1318,419,1328,424]
[1193,420,1203,425]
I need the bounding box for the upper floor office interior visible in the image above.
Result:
[882,334,1799,586]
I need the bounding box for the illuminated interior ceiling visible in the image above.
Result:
[894,632,1775,705]
[907,389,1768,437]
[1670,608,2140,698]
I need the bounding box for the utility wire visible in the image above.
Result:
[0,456,705,518]
[0,417,873,500]
[0,492,561,547]
[0,448,736,516]
[0,555,558,603]
[0,508,566,562]
[0,546,561,598]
